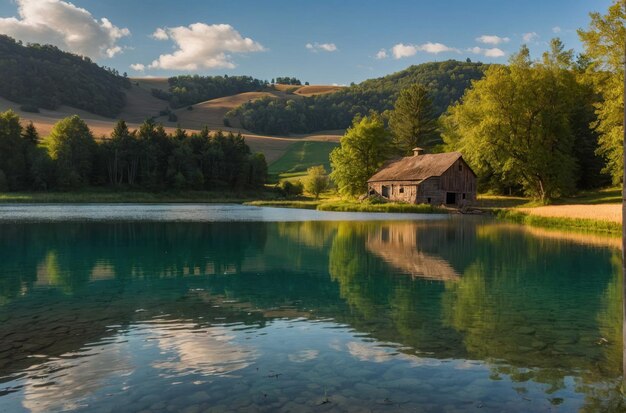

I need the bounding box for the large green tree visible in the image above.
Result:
[578,0,625,183]
[46,115,96,188]
[330,113,392,197]
[442,44,579,201]
[388,84,439,154]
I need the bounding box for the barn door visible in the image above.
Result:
[446,192,456,204]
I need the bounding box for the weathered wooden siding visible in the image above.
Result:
[367,156,477,206]
[416,177,445,205]
[439,158,477,205]
[368,181,419,203]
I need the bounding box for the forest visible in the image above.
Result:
[227,61,487,135]
[151,75,268,108]
[0,111,267,192]
[0,35,130,117]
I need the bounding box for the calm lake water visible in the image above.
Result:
[0,204,624,412]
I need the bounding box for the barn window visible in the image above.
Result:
[462,193,466,199]
[427,197,431,204]
[458,163,463,172]
[399,187,404,194]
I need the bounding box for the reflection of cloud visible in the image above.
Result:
[22,343,133,413]
[288,349,319,363]
[153,323,257,377]
[347,341,441,367]
[347,341,394,363]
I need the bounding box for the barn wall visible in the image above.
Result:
[367,156,477,206]
[439,158,477,204]
[416,177,445,205]
[368,181,419,203]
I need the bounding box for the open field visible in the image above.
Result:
[163,91,282,130]
[268,141,339,181]
[272,84,344,96]
[294,85,345,96]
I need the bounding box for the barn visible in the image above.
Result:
[367,148,477,206]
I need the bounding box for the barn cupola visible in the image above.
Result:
[412,147,425,157]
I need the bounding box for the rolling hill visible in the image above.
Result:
[229,60,489,135]
[0,35,485,176]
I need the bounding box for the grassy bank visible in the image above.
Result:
[495,209,621,234]
[0,189,279,204]
[246,198,446,214]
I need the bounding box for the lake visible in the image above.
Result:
[0,204,623,412]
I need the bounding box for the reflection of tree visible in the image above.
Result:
[0,222,268,302]
[329,223,381,320]
[576,252,625,412]
[441,232,620,396]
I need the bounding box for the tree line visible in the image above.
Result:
[0,111,267,192]
[0,35,130,117]
[151,75,269,108]
[227,61,487,135]
[273,77,303,85]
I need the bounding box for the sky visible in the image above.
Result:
[0,0,615,85]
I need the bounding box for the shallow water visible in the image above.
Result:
[0,205,623,412]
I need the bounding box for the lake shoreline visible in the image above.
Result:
[0,191,621,234]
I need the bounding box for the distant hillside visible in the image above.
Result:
[228,60,489,135]
[150,75,269,108]
[0,35,130,117]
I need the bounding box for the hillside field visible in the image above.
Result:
[0,81,343,165]
[268,141,339,181]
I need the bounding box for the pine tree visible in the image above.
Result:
[388,84,439,154]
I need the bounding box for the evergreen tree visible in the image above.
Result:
[388,84,439,154]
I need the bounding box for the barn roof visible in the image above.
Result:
[368,152,469,182]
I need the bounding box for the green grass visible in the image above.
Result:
[556,187,621,205]
[495,209,621,234]
[246,198,447,214]
[477,187,622,209]
[0,189,279,204]
[268,141,339,182]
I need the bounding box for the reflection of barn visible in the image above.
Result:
[366,223,460,282]
[367,148,477,206]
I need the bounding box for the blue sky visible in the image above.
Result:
[0,0,614,84]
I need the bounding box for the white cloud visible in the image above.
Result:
[391,42,460,59]
[392,43,418,59]
[306,42,337,52]
[151,27,169,40]
[552,26,561,33]
[147,23,265,71]
[375,49,388,59]
[475,35,510,45]
[522,32,539,42]
[468,47,506,58]
[130,63,145,71]
[0,0,129,59]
